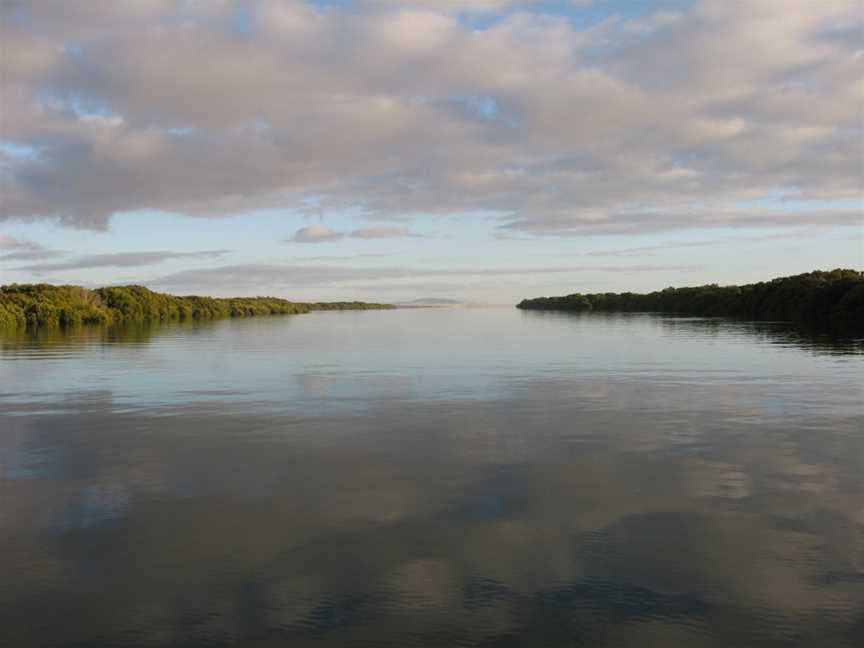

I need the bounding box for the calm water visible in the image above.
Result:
[1,309,862,647]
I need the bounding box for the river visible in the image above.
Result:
[1,308,862,647]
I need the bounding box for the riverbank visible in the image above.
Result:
[516,269,863,331]
[0,284,393,330]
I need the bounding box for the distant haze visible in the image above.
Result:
[398,298,476,307]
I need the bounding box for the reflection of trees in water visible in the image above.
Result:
[6,311,859,356]
[0,319,221,351]
[522,310,863,356]
[659,316,863,355]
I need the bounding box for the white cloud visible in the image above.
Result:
[289,225,344,243]
[287,225,420,243]
[0,0,860,235]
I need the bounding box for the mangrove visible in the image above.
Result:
[516,269,864,332]
[0,283,394,330]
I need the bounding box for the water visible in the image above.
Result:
[1,308,862,647]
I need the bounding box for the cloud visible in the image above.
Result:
[150,261,701,292]
[566,229,835,258]
[0,0,859,235]
[292,253,393,261]
[0,234,65,262]
[287,225,420,243]
[289,225,344,243]
[350,226,417,239]
[362,0,542,10]
[499,207,862,237]
[13,250,230,274]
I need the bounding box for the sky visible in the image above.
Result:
[1,0,861,303]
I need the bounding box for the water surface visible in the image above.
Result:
[1,309,862,647]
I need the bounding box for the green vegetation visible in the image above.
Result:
[516,269,864,331]
[0,283,393,330]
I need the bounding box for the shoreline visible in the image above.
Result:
[515,269,863,332]
[0,283,393,331]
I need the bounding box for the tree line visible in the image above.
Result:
[516,269,863,331]
[0,284,393,330]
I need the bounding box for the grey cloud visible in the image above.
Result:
[150,262,702,292]
[292,253,393,261]
[553,229,842,258]
[350,227,418,239]
[343,282,485,293]
[0,0,860,235]
[499,208,863,237]
[361,0,543,10]
[13,250,230,274]
[0,235,66,262]
[579,246,663,258]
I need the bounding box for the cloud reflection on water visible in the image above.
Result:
[0,311,861,646]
